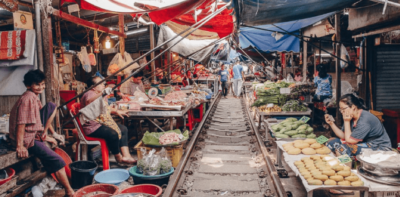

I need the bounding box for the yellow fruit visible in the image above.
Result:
[293,140,304,144]
[345,176,359,182]
[299,169,309,174]
[338,181,351,186]
[310,169,321,174]
[319,166,333,171]
[322,170,336,176]
[310,155,321,160]
[303,174,312,179]
[330,175,344,182]
[343,166,351,171]
[316,147,332,154]
[308,179,323,185]
[313,175,329,181]
[324,179,337,185]
[310,143,322,149]
[307,166,317,171]
[307,178,314,182]
[332,165,344,172]
[301,157,312,162]
[304,139,317,145]
[294,161,304,166]
[337,170,351,177]
[288,148,302,155]
[311,171,323,177]
[294,142,310,149]
[351,181,364,186]
[302,148,317,155]
[284,146,295,152]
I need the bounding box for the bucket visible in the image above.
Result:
[74,184,119,197]
[69,161,98,189]
[94,169,129,185]
[129,166,174,187]
[120,184,162,197]
[0,168,15,186]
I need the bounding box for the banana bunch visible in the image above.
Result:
[258,105,282,113]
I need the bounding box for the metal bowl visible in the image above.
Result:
[357,155,400,176]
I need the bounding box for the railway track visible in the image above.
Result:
[163,94,288,197]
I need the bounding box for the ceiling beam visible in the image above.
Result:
[82,13,117,21]
[52,9,126,38]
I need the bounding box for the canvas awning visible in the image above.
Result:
[234,0,356,26]
[239,12,335,52]
[157,24,227,62]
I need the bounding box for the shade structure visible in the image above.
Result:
[234,0,356,26]
[60,0,235,38]
[239,12,335,52]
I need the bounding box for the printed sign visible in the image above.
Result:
[316,135,329,145]
[338,154,352,164]
[299,116,310,123]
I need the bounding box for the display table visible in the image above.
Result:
[276,141,369,197]
[195,75,219,96]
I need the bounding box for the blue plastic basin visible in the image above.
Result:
[94,169,130,185]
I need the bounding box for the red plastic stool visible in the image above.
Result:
[186,109,195,130]
[193,104,204,123]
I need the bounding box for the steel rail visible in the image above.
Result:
[163,93,221,196]
[243,92,288,197]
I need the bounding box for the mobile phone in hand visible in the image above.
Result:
[329,115,335,122]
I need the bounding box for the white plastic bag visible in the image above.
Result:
[79,47,91,73]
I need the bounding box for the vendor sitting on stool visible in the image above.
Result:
[325,94,392,157]
[9,70,74,196]
[81,76,136,165]
[313,63,332,102]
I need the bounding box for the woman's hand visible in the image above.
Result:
[16,146,28,158]
[324,114,334,125]
[46,136,58,146]
[343,108,353,122]
[116,110,129,119]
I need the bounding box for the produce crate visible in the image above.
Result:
[134,141,183,168]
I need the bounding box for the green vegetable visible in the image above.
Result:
[271,124,280,131]
[297,129,307,134]
[292,134,307,138]
[307,134,317,139]
[279,127,290,133]
[306,127,314,133]
[285,118,298,122]
[296,125,308,131]
[284,130,298,136]
[275,133,290,138]
[142,129,188,146]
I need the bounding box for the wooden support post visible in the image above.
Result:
[150,24,156,83]
[303,40,308,82]
[119,14,125,58]
[335,13,342,124]
[42,12,60,132]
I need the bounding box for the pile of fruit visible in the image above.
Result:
[258,105,282,113]
[294,155,364,186]
[271,118,316,139]
[282,139,331,155]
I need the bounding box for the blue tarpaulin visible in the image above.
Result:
[239,12,334,53]
[234,0,355,26]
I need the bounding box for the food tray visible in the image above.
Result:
[143,139,188,148]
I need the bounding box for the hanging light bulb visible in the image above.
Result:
[105,36,111,49]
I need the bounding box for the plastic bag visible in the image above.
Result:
[79,46,91,73]
[137,148,148,174]
[159,148,172,174]
[107,53,123,76]
[143,149,161,176]
[132,87,149,103]
[121,52,139,75]
[88,53,96,66]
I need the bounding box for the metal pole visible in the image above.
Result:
[34,0,46,105]
[150,24,156,83]
[303,40,308,82]
[335,13,342,124]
